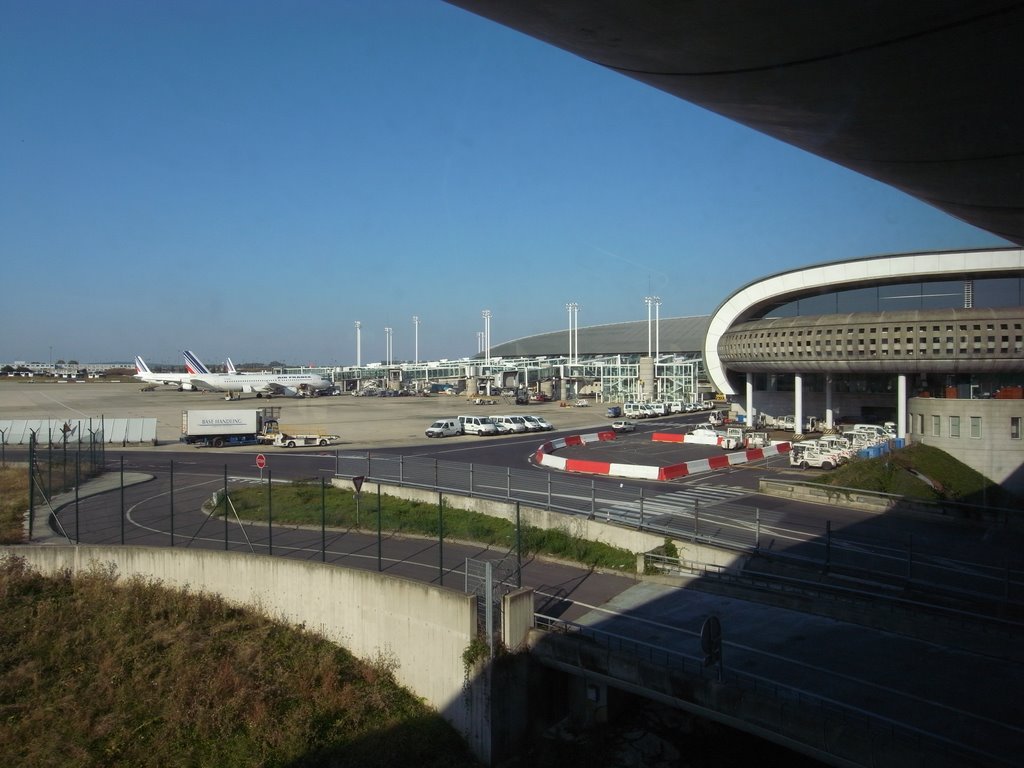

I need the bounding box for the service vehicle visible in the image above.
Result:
[425,419,461,438]
[743,431,771,449]
[180,407,281,448]
[528,415,552,434]
[267,431,339,448]
[789,444,841,470]
[491,415,529,433]
[524,415,554,431]
[258,419,339,447]
[611,419,636,433]
[457,415,498,435]
[623,402,645,418]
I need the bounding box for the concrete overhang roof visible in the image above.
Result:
[447,1,1024,245]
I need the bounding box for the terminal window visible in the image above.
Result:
[970,417,983,438]
[949,416,960,438]
[1012,417,1021,441]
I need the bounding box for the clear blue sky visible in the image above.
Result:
[1,1,1009,368]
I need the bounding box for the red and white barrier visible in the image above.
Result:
[535,430,791,480]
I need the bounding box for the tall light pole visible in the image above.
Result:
[412,315,420,364]
[644,296,654,357]
[653,296,662,360]
[384,327,392,366]
[481,309,492,366]
[354,322,361,367]
[565,302,580,365]
[477,331,484,353]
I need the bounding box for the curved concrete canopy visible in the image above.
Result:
[702,248,1024,394]
[447,1,1024,244]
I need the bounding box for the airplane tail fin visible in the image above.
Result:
[135,356,152,375]
[183,350,211,375]
[226,358,237,374]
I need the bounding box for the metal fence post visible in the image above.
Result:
[437,492,444,586]
[28,433,34,540]
[267,469,273,556]
[321,477,326,563]
[121,456,125,545]
[223,465,228,551]
[639,487,644,528]
[399,454,404,485]
[755,507,760,550]
[693,499,699,543]
[74,452,80,544]
[516,501,522,588]
[169,459,174,547]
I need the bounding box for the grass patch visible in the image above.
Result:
[0,465,28,544]
[226,482,636,572]
[0,554,480,768]
[811,443,1020,509]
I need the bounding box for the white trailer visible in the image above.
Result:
[180,408,281,447]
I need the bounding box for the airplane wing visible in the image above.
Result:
[187,377,220,391]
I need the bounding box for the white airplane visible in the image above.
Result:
[134,354,212,391]
[183,350,331,398]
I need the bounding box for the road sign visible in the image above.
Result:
[255,454,266,469]
[353,475,365,494]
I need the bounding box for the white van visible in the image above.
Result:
[491,415,528,433]
[425,419,461,438]
[623,402,644,418]
[458,415,498,436]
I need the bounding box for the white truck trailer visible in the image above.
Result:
[180,408,281,448]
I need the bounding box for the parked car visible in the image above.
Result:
[611,420,636,433]
[574,399,591,407]
[425,419,461,438]
[491,415,528,433]
[520,415,545,431]
[606,406,622,418]
[525,415,554,431]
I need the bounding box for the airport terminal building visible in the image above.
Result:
[487,247,1024,491]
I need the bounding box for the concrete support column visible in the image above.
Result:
[794,374,804,438]
[745,373,754,427]
[898,374,908,439]
[825,376,834,430]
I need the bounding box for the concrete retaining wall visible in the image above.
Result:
[334,478,669,556]
[0,545,491,763]
[757,478,1015,526]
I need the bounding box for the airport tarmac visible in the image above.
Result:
[0,380,614,449]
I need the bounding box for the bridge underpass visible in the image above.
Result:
[507,581,1021,768]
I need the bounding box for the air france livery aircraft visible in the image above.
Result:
[183,350,330,398]
[134,354,212,391]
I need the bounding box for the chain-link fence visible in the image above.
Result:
[41,450,1024,605]
[28,431,106,540]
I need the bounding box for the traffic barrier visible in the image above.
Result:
[535,430,791,480]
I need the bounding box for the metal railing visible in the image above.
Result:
[333,451,1024,605]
